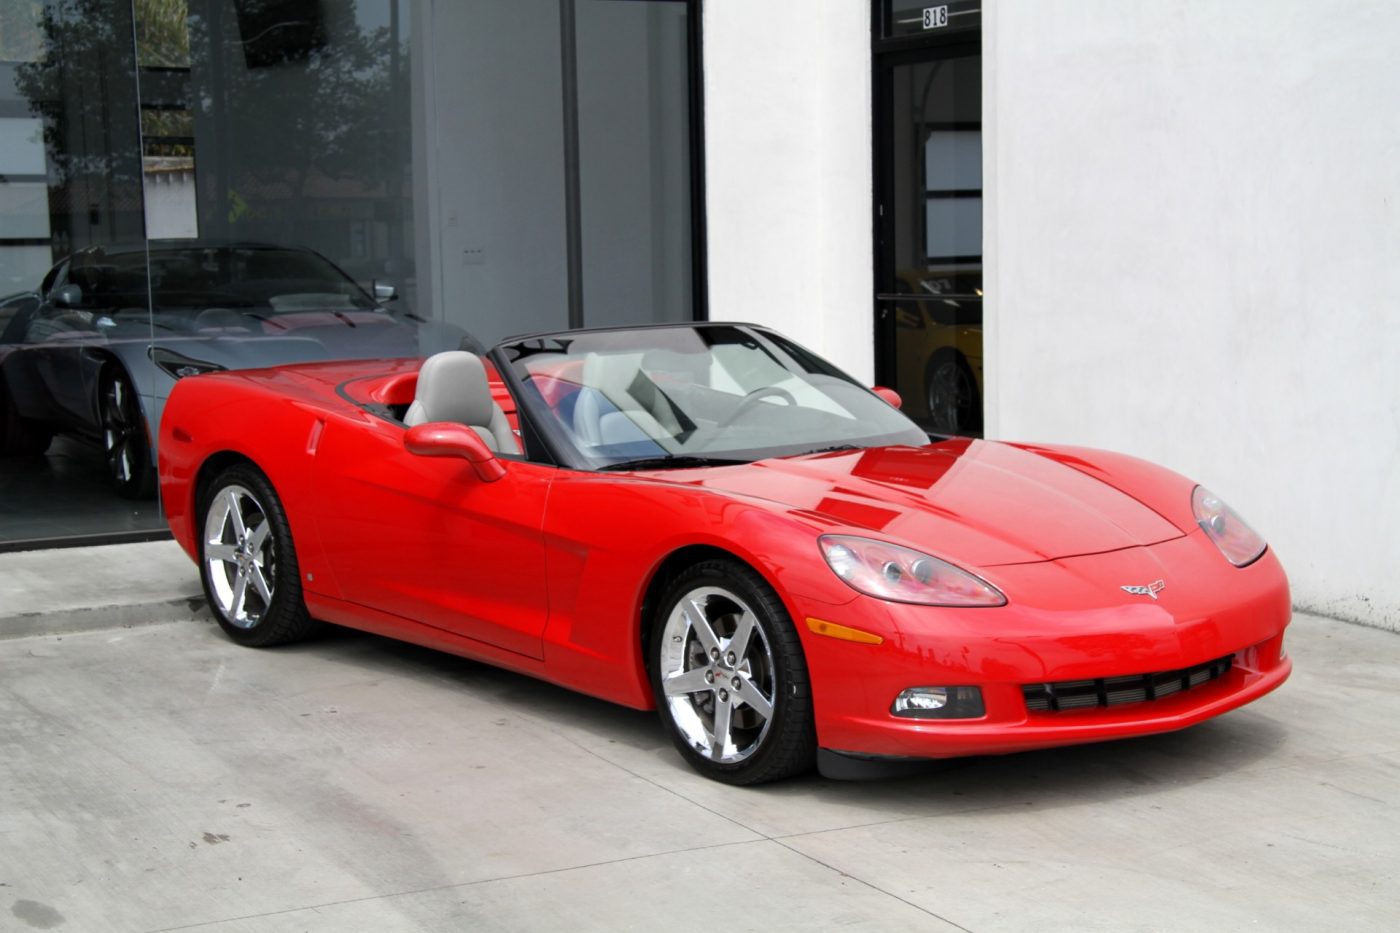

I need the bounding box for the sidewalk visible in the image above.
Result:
[0,539,203,639]
[2,544,1399,931]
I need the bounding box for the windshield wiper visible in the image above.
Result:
[597,454,751,472]
[794,444,861,456]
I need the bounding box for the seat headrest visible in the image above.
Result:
[414,351,495,426]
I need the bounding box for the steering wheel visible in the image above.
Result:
[719,386,798,426]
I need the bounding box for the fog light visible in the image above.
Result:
[891,686,985,719]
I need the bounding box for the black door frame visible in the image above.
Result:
[871,16,980,387]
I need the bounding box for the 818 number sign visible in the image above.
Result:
[922,5,949,30]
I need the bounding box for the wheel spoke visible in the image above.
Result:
[733,674,774,721]
[230,570,249,620]
[248,520,271,555]
[224,490,248,539]
[205,543,238,563]
[727,610,757,659]
[249,565,273,604]
[710,698,733,760]
[683,598,721,655]
[662,667,713,697]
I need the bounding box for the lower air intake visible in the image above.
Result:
[1022,655,1234,713]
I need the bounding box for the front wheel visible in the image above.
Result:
[199,464,316,647]
[99,366,155,498]
[650,559,816,785]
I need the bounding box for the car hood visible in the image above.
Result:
[681,438,1188,568]
[141,318,465,379]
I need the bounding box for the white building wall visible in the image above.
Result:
[703,1,876,383]
[984,0,1400,630]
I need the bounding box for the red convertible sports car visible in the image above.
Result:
[159,322,1291,784]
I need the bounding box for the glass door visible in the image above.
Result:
[874,41,982,436]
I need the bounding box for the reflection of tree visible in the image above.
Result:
[10,0,410,273]
[188,1,407,219]
[13,0,143,187]
[0,0,46,62]
[135,0,191,68]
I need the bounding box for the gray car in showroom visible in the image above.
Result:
[0,241,475,497]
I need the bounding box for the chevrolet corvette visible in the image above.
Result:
[158,322,1291,784]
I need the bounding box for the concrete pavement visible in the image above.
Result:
[1,544,1398,931]
[0,540,201,639]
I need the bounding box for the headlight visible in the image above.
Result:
[1192,486,1267,567]
[149,347,226,380]
[818,534,1006,606]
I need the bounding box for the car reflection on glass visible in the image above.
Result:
[893,268,983,436]
[0,241,478,498]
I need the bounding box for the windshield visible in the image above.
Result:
[54,245,376,316]
[146,246,377,312]
[497,324,929,469]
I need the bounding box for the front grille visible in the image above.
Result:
[1022,654,1234,712]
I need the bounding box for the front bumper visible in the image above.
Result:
[796,533,1292,759]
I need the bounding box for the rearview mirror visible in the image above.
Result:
[404,422,506,482]
[871,386,902,409]
[373,281,398,302]
[54,284,83,308]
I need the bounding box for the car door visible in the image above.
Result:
[309,414,553,659]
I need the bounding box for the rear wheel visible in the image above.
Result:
[99,366,155,498]
[650,559,815,785]
[924,349,980,435]
[199,464,316,647]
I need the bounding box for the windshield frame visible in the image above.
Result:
[489,322,929,472]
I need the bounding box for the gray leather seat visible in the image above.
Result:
[404,351,516,452]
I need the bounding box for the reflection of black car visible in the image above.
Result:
[0,241,475,497]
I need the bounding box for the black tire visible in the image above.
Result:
[99,365,156,498]
[0,380,54,456]
[198,463,317,648]
[924,349,981,435]
[649,559,816,785]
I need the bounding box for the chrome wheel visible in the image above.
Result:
[659,585,777,764]
[199,465,315,647]
[203,484,276,629]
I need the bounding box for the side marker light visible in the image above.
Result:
[806,617,884,645]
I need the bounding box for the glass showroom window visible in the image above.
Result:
[0,0,699,548]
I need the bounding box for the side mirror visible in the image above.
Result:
[404,422,506,482]
[373,281,398,302]
[871,386,902,409]
[54,284,83,308]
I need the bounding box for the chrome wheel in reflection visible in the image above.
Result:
[100,368,155,498]
[925,351,979,435]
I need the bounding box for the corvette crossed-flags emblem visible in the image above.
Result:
[1121,580,1167,599]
